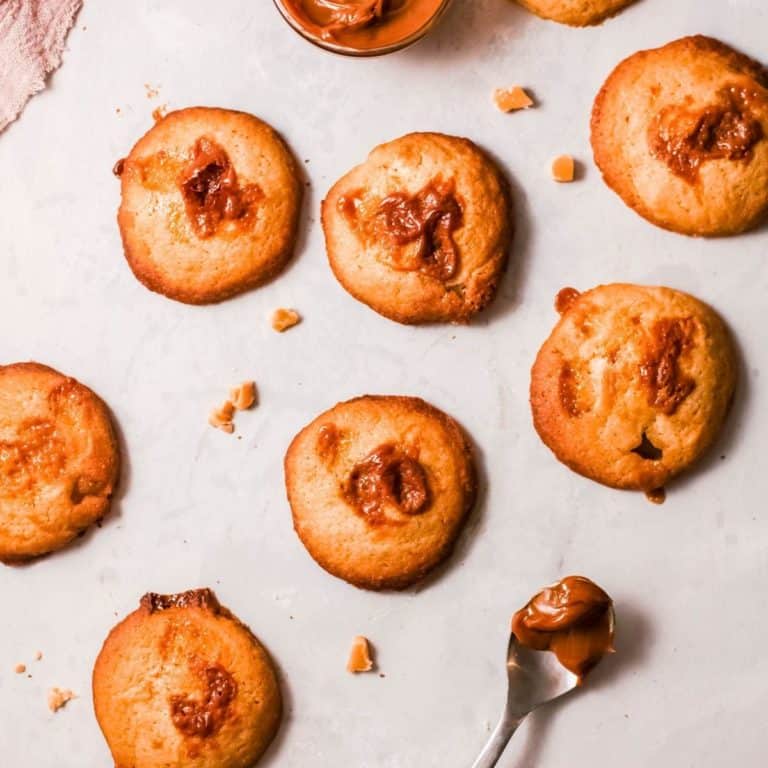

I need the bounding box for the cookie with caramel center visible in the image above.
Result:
[530,285,736,495]
[117,107,302,304]
[592,36,768,236]
[322,132,512,324]
[0,362,119,563]
[514,0,635,26]
[93,589,281,768]
[285,395,477,589]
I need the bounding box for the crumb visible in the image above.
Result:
[47,688,76,713]
[115,107,121,114]
[551,155,575,183]
[209,400,235,433]
[230,381,257,411]
[378,673,386,678]
[152,104,168,122]
[34,651,43,661]
[493,86,534,112]
[144,83,160,99]
[272,308,302,333]
[347,636,374,673]
[14,663,26,674]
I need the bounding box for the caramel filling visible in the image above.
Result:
[179,137,263,238]
[512,575,614,681]
[649,85,764,183]
[639,317,696,415]
[170,664,237,738]
[141,589,221,614]
[345,443,430,525]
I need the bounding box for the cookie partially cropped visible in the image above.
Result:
[93,589,281,768]
[0,362,119,563]
[117,107,302,304]
[322,132,512,324]
[515,0,635,26]
[592,36,768,236]
[285,395,477,589]
[530,285,736,495]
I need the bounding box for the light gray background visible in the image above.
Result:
[1,1,767,765]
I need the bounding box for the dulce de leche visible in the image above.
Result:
[511,575,615,682]
[279,0,447,53]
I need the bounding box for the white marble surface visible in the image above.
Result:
[1,1,767,765]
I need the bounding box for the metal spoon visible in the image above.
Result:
[470,633,580,768]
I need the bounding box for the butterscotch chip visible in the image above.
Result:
[530,284,737,495]
[209,400,235,433]
[0,363,120,563]
[93,588,281,768]
[347,636,374,673]
[285,395,477,590]
[48,687,76,712]
[591,36,768,236]
[14,663,26,674]
[230,381,257,410]
[271,308,301,332]
[494,87,533,112]
[551,155,575,182]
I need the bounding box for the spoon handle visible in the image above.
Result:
[470,708,526,768]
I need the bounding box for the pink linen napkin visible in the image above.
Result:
[0,0,82,133]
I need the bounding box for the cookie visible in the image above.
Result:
[322,132,511,324]
[530,285,736,495]
[93,589,281,768]
[117,107,302,304]
[592,36,768,236]
[0,362,119,563]
[515,0,635,26]
[285,395,477,589]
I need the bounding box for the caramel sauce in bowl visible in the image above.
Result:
[273,0,453,57]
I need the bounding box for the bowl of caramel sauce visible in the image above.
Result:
[273,0,453,57]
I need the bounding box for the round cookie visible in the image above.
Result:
[514,0,635,26]
[285,395,477,589]
[591,36,768,236]
[117,107,302,304]
[322,132,512,324]
[93,589,281,768]
[530,285,736,495]
[0,362,119,563]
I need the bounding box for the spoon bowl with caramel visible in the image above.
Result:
[471,576,615,768]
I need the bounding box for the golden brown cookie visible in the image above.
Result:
[93,589,281,768]
[515,0,635,26]
[530,285,736,495]
[592,36,768,236]
[0,362,119,563]
[322,132,512,324]
[117,107,302,304]
[285,395,477,589]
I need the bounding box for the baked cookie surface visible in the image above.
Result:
[515,0,635,26]
[118,107,302,304]
[0,362,119,563]
[530,285,736,494]
[93,589,281,768]
[285,395,477,589]
[592,36,768,236]
[322,132,511,324]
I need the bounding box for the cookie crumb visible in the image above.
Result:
[34,651,43,661]
[493,86,533,112]
[144,83,160,99]
[230,381,257,411]
[551,155,575,182]
[14,663,26,674]
[47,688,76,713]
[152,104,168,122]
[209,401,235,433]
[347,635,374,673]
[272,308,301,333]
